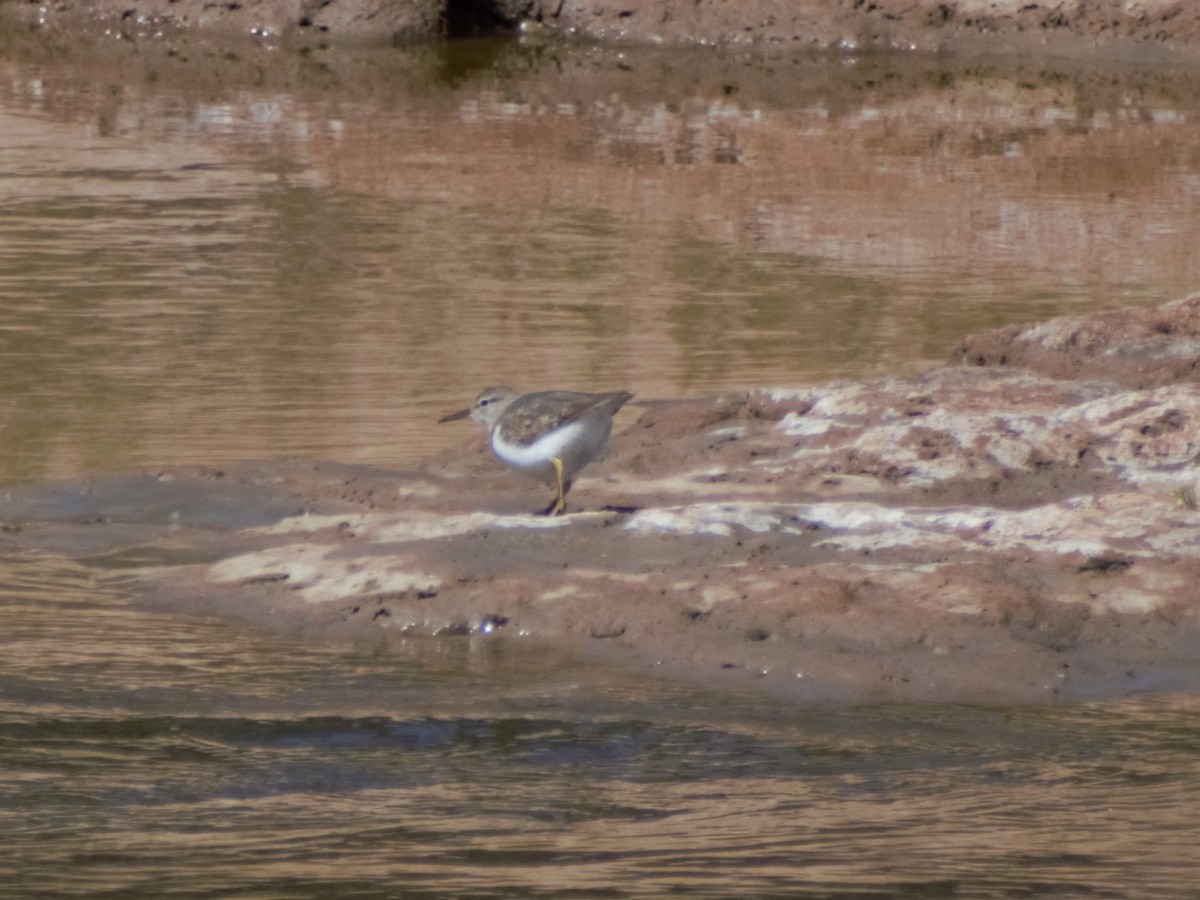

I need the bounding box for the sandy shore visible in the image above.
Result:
[0,297,1170,704]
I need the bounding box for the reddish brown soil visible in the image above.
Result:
[95,295,1200,704]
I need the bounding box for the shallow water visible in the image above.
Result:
[3,34,1200,896]
[3,551,1200,897]
[2,37,1199,478]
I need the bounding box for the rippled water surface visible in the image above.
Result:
[3,552,1200,897]
[2,37,1199,478]
[4,34,1200,896]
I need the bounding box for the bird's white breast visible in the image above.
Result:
[491,421,587,478]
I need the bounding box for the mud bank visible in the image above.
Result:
[6,297,1198,703]
[6,0,1200,52]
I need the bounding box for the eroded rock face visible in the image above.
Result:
[955,295,1200,388]
[6,0,1200,49]
[139,295,1200,703]
[0,0,447,42]
[546,0,1200,50]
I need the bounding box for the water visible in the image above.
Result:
[3,553,1200,896]
[2,37,1199,478]
[3,34,1200,896]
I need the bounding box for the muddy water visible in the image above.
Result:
[2,38,1200,479]
[3,551,1200,896]
[4,35,1200,895]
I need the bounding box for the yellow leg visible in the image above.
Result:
[542,457,567,516]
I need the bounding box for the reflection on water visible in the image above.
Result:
[4,37,1200,896]
[2,551,1199,896]
[1,40,1199,478]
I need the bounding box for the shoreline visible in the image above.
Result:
[5,297,1197,705]
[4,21,1200,705]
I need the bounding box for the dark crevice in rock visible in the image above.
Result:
[443,0,530,38]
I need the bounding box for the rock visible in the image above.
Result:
[6,0,1200,49]
[132,294,1200,703]
[955,294,1200,389]
[545,0,1200,50]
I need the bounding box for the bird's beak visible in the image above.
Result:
[438,408,471,423]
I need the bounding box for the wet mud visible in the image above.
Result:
[7,298,1200,703]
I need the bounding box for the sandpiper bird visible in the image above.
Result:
[439,386,634,516]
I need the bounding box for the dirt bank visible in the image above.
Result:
[6,0,1200,52]
[4,296,1191,704]
[168,296,1200,701]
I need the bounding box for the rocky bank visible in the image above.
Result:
[55,296,1187,703]
[5,0,1200,52]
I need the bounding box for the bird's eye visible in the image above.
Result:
[480,399,490,406]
